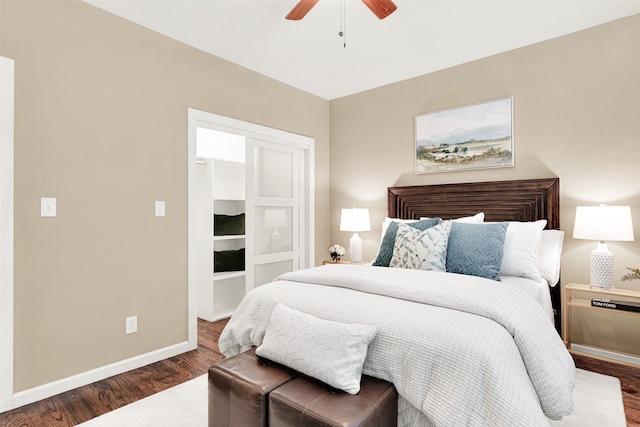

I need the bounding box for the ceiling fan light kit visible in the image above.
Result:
[285,0,397,20]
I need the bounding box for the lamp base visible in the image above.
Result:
[590,242,613,288]
[349,233,363,263]
[270,228,281,252]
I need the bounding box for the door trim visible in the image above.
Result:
[1,56,15,412]
[187,108,314,348]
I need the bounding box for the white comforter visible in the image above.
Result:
[218,265,575,426]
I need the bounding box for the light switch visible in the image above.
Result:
[155,200,166,217]
[41,197,56,217]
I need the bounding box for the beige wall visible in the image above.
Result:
[330,15,640,353]
[2,0,639,396]
[1,0,330,392]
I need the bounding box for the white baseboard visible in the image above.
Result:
[571,344,640,366]
[6,341,190,412]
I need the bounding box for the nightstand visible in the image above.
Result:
[563,282,640,364]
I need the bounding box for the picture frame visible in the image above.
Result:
[415,97,514,174]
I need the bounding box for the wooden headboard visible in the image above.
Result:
[387,177,562,332]
[388,178,559,229]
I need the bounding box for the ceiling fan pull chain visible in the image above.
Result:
[339,0,347,48]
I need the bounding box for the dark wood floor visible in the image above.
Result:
[0,318,228,427]
[0,318,638,426]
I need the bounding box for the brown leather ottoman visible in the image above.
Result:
[269,375,398,427]
[208,348,298,427]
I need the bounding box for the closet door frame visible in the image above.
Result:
[187,108,314,349]
[0,56,15,412]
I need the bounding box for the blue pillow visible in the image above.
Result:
[373,218,441,267]
[445,222,508,281]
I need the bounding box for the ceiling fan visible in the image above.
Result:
[285,0,397,20]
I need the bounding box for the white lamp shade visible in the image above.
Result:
[264,208,286,228]
[340,208,371,232]
[573,205,634,242]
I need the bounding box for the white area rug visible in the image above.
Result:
[549,368,626,426]
[78,368,625,426]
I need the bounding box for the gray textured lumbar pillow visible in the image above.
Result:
[256,303,377,394]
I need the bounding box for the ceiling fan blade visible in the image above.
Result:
[361,0,397,19]
[285,0,320,20]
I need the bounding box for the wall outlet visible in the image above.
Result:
[125,316,138,335]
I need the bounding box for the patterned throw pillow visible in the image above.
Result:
[373,218,441,267]
[256,303,377,394]
[389,221,451,271]
[446,222,508,281]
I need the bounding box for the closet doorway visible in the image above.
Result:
[187,109,314,347]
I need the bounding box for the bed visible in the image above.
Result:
[386,177,563,332]
[218,177,575,426]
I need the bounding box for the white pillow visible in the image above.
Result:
[380,217,418,244]
[390,221,451,271]
[420,212,485,224]
[255,303,377,394]
[537,229,564,287]
[500,220,547,281]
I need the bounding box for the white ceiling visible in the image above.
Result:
[83,0,640,100]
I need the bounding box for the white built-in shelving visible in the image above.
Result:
[196,158,246,321]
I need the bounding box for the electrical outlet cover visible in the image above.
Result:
[125,316,138,334]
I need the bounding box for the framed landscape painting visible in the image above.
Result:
[415,97,513,174]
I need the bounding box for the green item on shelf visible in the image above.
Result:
[622,267,640,281]
[214,248,245,272]
[214,213,245,236]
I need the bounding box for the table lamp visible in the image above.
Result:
[573,205,634,288]
[340,208,371,263]
[265,208,286,250]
